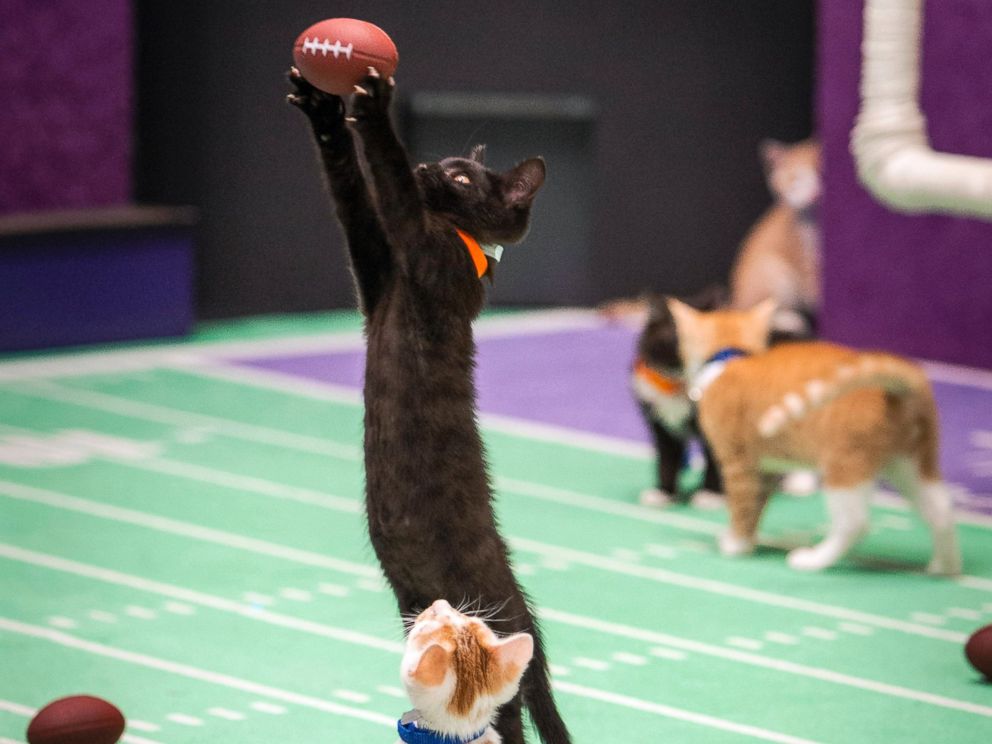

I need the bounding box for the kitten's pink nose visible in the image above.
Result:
[430,599,452,614]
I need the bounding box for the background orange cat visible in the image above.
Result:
[729,139,821,338]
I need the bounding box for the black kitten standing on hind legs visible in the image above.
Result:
[287,67,570,744]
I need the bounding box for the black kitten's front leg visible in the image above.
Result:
[287,67,391,312]
[349,69,425,255]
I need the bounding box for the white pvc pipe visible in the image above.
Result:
[851,0,992,219]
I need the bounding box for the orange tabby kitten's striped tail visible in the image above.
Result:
[757,352,931,438]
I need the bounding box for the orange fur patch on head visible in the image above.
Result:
[448,623,495,715]
[411,643,451,687]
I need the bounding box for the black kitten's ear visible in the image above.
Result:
[503,157,546,205]
[688,283,728,311]
[642,293,670,321]
[470,144,487,164]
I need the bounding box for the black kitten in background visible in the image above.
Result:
[632,287,726,508]
[287,68,568,744]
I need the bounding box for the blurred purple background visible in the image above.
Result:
[0,0,132,213]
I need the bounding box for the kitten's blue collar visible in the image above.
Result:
[397,711,488,744]
[705,348,749,365]
[688,347,749,402]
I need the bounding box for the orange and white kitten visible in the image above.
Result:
[729,139,821,337]
[399,600,534,744]
[667,299,962,574]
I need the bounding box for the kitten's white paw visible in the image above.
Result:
[640,488,676,508]
[690,490,725,511]
[719,529,755,556]
[787,546,837,571]
[926,552,963,576]
[782,470,819,497]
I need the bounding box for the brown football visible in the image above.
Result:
[26,695,126,744]
[293,18,398,95]
[965,623,992,680]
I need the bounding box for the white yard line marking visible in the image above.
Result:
[333,690,371,704]
[921,360,992,392]
[572,656,610,671]
[542,609,992,718]
[611,651,648,665]
[88,609,118,623]
[838,622,875,636]
[279,588,313,602]
[122,734,166,744]
[764,632,800,645]
[166,713,203,726]
[553,681,822,744]
[648,646,688,661]
[162,601,196,616]
[318,582,350,597]
[910,612,947,626]
[6,544,991,720]
[801,627,839,641]
[2,475,971,644]
[0,544,404,655]
[11,375,992,532]
[947,607,982,621]
[125,605,158,620]
[0,309,600,382]
[508,537,968,643]
[0,480,377,579]
[958,576,992,593]
[0,618,395,727]
[126,720,161,732]
[207,707,245,721]
[249,702,287,715]
[6,380,360,460]
[0,700,35,716]
[243,592,274,606]
[727,637,764,651]
[127,457,361,515]
[46,615,77,629]
[375,685,406,699]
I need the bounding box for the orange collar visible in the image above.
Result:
[455,228,489,279]
[634,358,683,395]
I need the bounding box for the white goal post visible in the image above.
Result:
[851,0,992,220]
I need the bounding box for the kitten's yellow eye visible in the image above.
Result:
[453,173,471,185]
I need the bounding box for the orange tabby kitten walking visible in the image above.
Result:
[668,299,962,573]
[729,139,821,334]
[398,600,534,744]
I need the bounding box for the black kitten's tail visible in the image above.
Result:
[524,625,572,744]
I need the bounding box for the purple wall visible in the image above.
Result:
[818,0,992,369]
[0,0,133,214]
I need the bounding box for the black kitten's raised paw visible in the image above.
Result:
[286,67,346,140]
[349,67,395,125]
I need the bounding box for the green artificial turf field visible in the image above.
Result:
[1,312,990,744]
